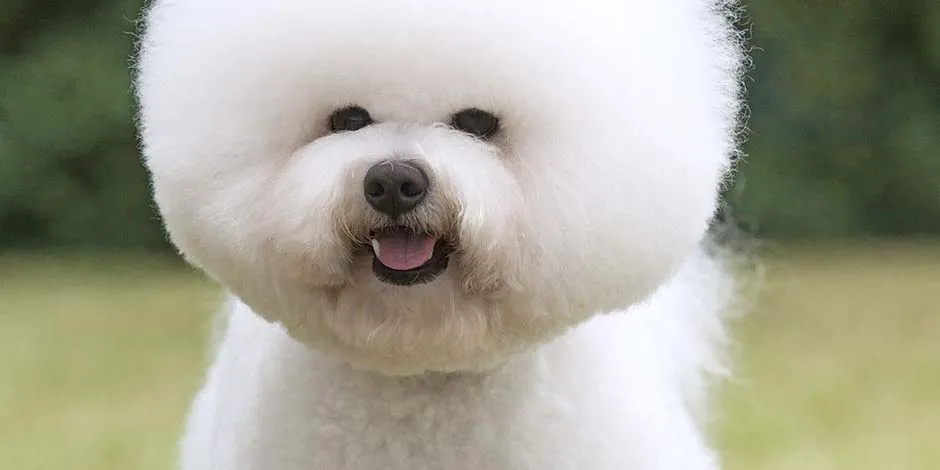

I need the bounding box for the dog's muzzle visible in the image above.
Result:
[363,160,452,286]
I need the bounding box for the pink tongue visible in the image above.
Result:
[374,232,438,271]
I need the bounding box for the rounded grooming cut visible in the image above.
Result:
[136,0,747,468]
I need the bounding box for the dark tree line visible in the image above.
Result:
[1,0,938,251]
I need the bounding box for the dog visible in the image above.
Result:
[136,0,746,468]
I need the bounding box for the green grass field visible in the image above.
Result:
[1,243,938,470]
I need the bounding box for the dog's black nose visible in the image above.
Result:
[363,161,429,218]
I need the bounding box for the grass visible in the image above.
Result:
[1,243,938,470]
[719,241,940,469]
[0,256,219,470]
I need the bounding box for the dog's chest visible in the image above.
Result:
[181,310,718,470]
[238,363,606,469]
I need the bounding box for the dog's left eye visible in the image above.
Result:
[452,108,500,139]
[330,106,374,132]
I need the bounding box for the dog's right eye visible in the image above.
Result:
[330,106,374,133]
[452,108,500,139]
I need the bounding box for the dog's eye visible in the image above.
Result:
[452,108,499,139]
[330,106,374,132]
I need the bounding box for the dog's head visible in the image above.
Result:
[137,0,742,374]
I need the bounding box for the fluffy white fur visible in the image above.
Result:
[135,0,746,468]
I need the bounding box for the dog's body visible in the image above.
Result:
[180,252,732,469]
[136,0,746,468]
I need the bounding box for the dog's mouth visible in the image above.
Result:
[367,227,453,286]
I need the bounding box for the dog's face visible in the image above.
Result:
[137,0,741,374]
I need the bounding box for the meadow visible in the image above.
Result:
[1,243,938,470]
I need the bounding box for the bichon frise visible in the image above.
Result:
[136,0,746,468]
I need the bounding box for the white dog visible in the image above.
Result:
[136,0,745,468]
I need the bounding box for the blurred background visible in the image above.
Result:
[0,1,937,469]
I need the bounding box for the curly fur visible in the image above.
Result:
[135,0,748,468]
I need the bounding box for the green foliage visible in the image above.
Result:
[0,0,164,250]
[730,0,940,237]
[1,0,938,251]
